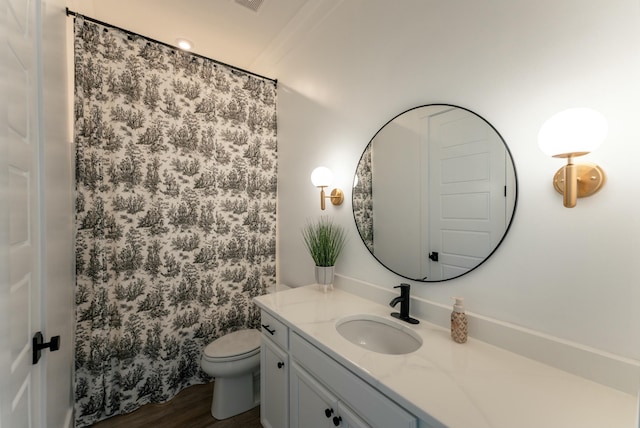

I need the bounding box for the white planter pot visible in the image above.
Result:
[314,266,335,285]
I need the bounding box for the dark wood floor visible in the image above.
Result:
[90,382,262,428]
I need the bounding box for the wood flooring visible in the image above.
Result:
[90,382,262,428]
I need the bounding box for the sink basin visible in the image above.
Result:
[336,314,422,355]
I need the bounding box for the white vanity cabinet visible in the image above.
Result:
[260,310,289,428]
[259,308,417,428]
[256,286,639,428]
[260,309,418,428]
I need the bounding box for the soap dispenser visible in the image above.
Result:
[451,297,468,344]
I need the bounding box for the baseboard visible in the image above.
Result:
[333,273,640,395]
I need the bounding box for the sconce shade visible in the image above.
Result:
[311,166,333,187]
[538,108,608,158]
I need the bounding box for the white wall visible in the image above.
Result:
[372,113,422,279]
[42,0,74,426]
[274,0,640,361]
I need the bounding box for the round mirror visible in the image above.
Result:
[353,104,518,282]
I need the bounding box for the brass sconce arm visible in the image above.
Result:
[538,108,608,208]
[552,154,606,208]
[319,186,344,210]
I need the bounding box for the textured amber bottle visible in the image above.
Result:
[451,297,468,343]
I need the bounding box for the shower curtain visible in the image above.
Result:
[353,145,373,251]
[73,19,277,427]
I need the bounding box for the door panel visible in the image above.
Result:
[2,0,41,427]
[427,108,507,280]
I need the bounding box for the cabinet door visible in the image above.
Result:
[290,333,417,428]
[290,363,339,428]
[339,403,371,428]
[261,337,289,428]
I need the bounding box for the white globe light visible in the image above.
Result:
[311,166,333,187]
[538,108,608,157]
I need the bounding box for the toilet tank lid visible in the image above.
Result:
[204,329,261,358]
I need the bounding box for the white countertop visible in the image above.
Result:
[254,284,638,428]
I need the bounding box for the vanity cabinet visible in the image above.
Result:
[259,307,417,428]
[256,285,639,428]
[260,310,289,428]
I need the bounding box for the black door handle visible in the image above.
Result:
[428,251,439,262]
[32,332,60,364]
[277,361,284,369]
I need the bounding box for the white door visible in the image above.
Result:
[426,108,507,280]
[1,0,73,427]
[2,0,44,426]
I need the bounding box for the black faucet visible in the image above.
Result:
[389,283,419,324]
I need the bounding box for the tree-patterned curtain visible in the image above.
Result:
[73,18,277,427]
[353,145,373,251]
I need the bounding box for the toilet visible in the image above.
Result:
[201,329,261,420]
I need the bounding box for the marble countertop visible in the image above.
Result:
[254,284,638,428]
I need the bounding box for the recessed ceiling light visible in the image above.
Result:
[176,38,193,51]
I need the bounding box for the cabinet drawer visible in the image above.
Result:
[291,333,416,428]
[261,310,289,350]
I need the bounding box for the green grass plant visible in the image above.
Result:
[302,216,347,267]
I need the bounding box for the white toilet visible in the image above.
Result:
[201,328,261,420]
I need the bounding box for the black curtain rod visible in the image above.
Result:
[65,8,277,86]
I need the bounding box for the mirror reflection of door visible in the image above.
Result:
[354,104,517,282]
[425,108,508,281]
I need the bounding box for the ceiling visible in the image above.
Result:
[66,0,342,79]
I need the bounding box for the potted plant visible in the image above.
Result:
[302,216,347,289]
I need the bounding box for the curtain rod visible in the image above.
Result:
[65,8,277,86]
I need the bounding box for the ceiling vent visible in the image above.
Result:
[235,0,264,13]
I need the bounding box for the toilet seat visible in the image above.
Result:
[203,329,261,362]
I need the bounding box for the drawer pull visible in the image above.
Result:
[277,361,285,369]
[333,416,342,426]
[261,324,276,335]
[325,408,334,418]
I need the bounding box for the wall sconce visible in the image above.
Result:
[311,166,344,210]
[537,108,607,208]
